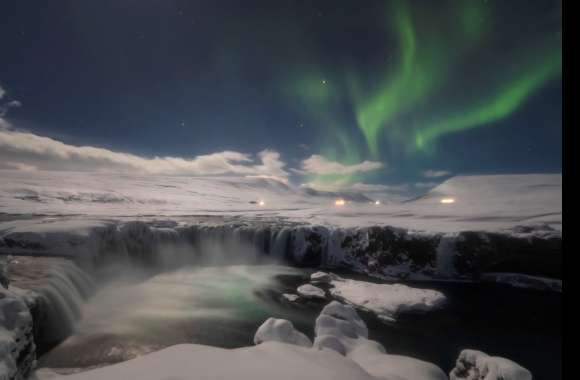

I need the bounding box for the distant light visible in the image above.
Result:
[335,199,346,206]
[440,198,455,204]
[374,200,381,205]
[321,79,327,84]
[258,200,266,206]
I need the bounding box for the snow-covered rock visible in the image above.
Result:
[297,284,326,299]
[310,271,339,283]
[281,293,299,302]
[450,349,532,380]
[0,286,36,380]
[313,301,448,380]
[327,275,446,322]
[254,318,312,347]
[313,300,370,354]
[481,272,562,292]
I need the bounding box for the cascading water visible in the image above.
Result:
[270,228,291,260]
[36,261,94,348]
[6,257,95,351]
[38,264,311,369]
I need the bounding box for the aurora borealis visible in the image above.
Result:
[288,0,561,159]
[0,0,562,195]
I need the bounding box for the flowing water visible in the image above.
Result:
[38,265,315,369]
[21,261,560,379]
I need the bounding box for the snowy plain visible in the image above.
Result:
[0,170,562,233]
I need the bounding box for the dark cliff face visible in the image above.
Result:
[1,221,562,282]
[339,227,441,279]
[453,231,562,280]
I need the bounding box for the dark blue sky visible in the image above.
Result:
[0,0,561,190]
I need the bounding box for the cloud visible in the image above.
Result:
[246,150,289,183]
[0,101,22,117]
[0,161,37,172]
[302,177,411,195]
[302,180,387,193]
[298,155,384,175]
[0,83,22,117]
[414,181,438,188]
[0,126,289,182]
[422,170,451,178]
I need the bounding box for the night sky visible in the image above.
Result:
[0,0,562,196]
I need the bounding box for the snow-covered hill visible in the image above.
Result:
[0,170,562,232]
[407,174,561,223]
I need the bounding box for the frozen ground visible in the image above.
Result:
[0,170,561,233]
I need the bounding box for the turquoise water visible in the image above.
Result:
[39,266,561,379]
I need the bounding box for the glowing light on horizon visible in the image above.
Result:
[258,200,266,206]
[335,199,346,206]
[440,198,455,204]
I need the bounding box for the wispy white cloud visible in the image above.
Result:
[422,170,451,178]
[0,161,38,172]
[298,143,310,151]
[0,83,22,117]
[301,178,412,195]
[414,181,438,188]
[0,126,290,182]
[297,154,384,175]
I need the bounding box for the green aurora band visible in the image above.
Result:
[352,1,430,158]
[282,0,561,186]
[414,51,561,151]
[352,0,560,158]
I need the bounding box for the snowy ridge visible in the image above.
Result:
[0,170,561,232]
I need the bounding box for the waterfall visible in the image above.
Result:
[436,234,458,278]
[325,229,346,267]
[270,228,290,260]
[34,261,94,350]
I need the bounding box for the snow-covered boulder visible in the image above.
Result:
[310,271,339,284]
[297,284,326,299]
[328,276,446,322]
[450,349,532,380]
[254,318,312,347]
[281,293,299,302]
[0,286,36,380]
[313,301,447,380]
